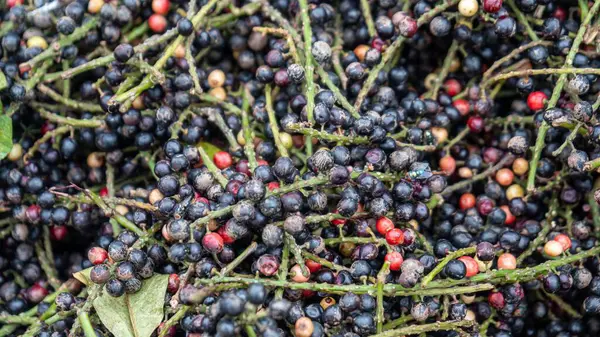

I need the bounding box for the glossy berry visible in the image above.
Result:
[527,91,547,111]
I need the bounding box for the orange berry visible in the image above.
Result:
[353,45,370,62]
[439,155,456,175]
[459,193,476,210]
[500,205,515,225]
[497,253,517,270]
[495,168,514,186]
[512,157,529,176]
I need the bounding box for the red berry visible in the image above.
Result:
[217,224,235,244]
[459,193,476,210]
[376,216,394,235]
[50,225,68,241]
[6,0,23,8]
[202,232,224,253]
[331,209,346,226]
[453,99,470,116]
[482,0,502,13]
[554,234,572,250]
[385,251,404,271]
[527,91,548,111]
[148,14,167,33]
[27,284,49,303]
[444,79,462,96]
[99,187,109,197]
[386,228,405,245]
[213,151,233,169]
[467,115,484,133]
[167,273,180,294]
[256,159,269,166]
[488,291,505,309]
[88,247,108,265]
[457,256,479,277]
[305,259,322,273]
[553,6,567,21]
[439,156,456,175]
[267,181,280,191]
[151,0,170,15]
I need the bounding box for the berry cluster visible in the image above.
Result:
[1,0,600,336]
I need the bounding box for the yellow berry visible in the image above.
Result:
[27,36,48,50]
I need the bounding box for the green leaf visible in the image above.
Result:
[0,115,13,160]
[198,141,223,159]
[73,267,93,286]
[93,274,169,337]
[0,71,7,91]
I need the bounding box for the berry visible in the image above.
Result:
[527,91,547,111]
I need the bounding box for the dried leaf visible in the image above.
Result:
[93,273,169,337]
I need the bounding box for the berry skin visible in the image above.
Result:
[488,291,505,309]
[295,317,314,337]
[483,0,502,13]
[385,251,404,271]
[444,79,462,96]
[376,216,394,235]
[467,116,484,133]
[290,264,310,282]
[167,274,180,294]
[88,247,108,265]
[453,99,470,115]
[459,193,476,210]
[544,240,564,257]
[553,234,572,250]
[527,91,548,111]
[385,228,405,245]
[497,253,517,270]
[148,14,167,33]
[213,151,233,169]
[202,233,224,254]
[151,0,169,14]
[458,256,479,277]
[458,0,479,17]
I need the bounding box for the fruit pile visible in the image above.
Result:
[2,0,600,336]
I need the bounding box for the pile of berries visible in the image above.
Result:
[2,0,600,336]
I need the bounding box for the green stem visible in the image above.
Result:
[372,320,475,337]
[125,22,148,42]
[376,262,390,333]
[442,155,514,196]
[23,18,99,69]
[430,41,459,100]
[197,144,228,187]
[196,277,495,297]
[79,312,96,337]
[265,84,289,157]
[275,238,290,299]
[241,89,258,172]
[37,108,104,128]
[359,0,376,37]
[526,0,600,192]
[382,315,413,330]
[421,247,476,287]
[354,0,460,110]
[220,242,257,276]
